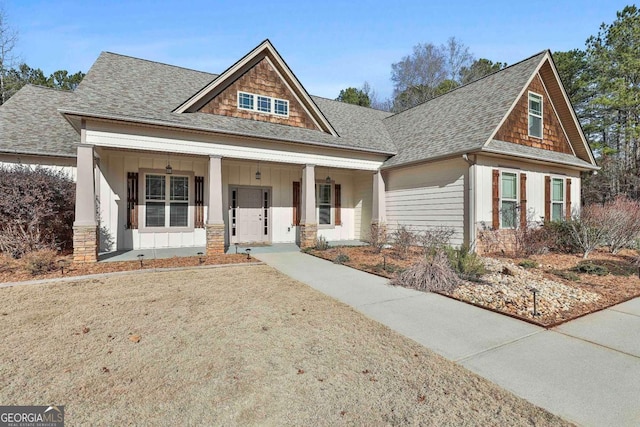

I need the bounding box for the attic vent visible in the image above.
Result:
[237,91,289,117]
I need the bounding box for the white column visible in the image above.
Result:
[207,155,224,225]
[372,171,386,223]
[74,143,97,226]
[301,164,316,224]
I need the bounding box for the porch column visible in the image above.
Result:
[206,155,225,255]
[299,164,317,248]
[372,170,386,224]
[73,142,98,263]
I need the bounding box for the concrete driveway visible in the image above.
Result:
[255,248,640,427]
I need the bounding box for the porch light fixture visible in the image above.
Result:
[165,154,173,175]
[325,176,331,183]
[255,161,261,180]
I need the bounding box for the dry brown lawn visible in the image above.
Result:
[0,265,568,426]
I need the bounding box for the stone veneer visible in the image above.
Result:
[475,228,517,256]
[73,225,98,263]
[206,224,226,255]
[299,223,318,249]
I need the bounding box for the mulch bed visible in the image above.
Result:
[0,252,254,284]
[307,246,640,327]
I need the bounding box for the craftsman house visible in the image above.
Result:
[0,40,597,262]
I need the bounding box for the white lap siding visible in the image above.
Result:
[385,158,467,246]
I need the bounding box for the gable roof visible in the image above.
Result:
[60,51,396,155]
[175,39,337,135]
[0,85,78,157]
[382,50,597,170]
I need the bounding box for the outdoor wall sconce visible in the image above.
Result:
[137,254,144,268]
[531,288,540,316]
[245,248,251,260]
[165,154,172,175]
[197,251,204,264]
[325,176,331,183]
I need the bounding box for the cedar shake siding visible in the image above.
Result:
[495,74,572,154]
[198,58,320,131]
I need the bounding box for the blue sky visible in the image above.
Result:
[2,0,632,100]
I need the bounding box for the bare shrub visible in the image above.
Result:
[390,252,459,292]
[24,249,58,275]
[600,196,640,254]
[566,205,609,259]
[314,235,329,251]
[367,222,388,253]
[418,226,454,255]
[0,165,75,258]
[392,224,417,259]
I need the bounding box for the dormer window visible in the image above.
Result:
[528,92,543,138]
[237,91,289,117]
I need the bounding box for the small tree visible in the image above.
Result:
[367,222,388,254]
[392,224,417,259]
[566,205,608,259]
[0,165,75,257]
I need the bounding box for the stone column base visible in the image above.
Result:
[206,224,226,255]
[299,223,318,249]
[73,225,98,263]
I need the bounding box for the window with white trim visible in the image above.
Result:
[551,178,564,221]
[237,91,289,117]
[145,174,189,228]
[316,183,332,225]
[528,92,543,138]
[501,172,518,229]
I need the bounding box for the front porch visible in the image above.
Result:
[75,141,386,262]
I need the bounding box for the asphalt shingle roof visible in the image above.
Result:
[485,139,598,170]
[381,52,547,168]
[0,85,77,157]
[65,52,397,154]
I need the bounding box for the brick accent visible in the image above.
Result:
[206,224,226,255]
[73,225,98,263]
[198,58,321,131]
[298,223,318,249]
[495,73,572,154]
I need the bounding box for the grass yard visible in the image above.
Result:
[0,265,567,426]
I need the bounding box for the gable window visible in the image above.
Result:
[145,174,189,228]
[501,172,518,229]
[316,183,332,225]
[551,178,564,221]
[528,92,543,138]
[237,91,289,117]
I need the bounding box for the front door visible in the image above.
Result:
[230,187,270,244]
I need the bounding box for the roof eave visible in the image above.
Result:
[58,109,397,157]
[480,146,600,171]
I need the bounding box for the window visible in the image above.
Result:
[501,172,518,229]
[237,91,289,117]
[144,174,189,228]
[528,92,543,138]
[551,178,564,221]
[317,183,332,225]
[238,92,254,110]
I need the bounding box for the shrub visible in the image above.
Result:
[333,253,350,264]
[392,224,417,259]
[390,251,459,292]
[314,235,329,251]
[518,259,538,269]
[0,165,75,258]
[545,220,581,254]
[445,244,486,281]
[566,205,609,259]
[571,262,609,276]
[418,226,454,255]
[24,249,58,275]
[600,196,640,254]
[551,269,580,282]
[367,222,388,253]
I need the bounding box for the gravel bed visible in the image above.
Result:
[450,258,601,324]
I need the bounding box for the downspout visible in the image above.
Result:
[462,154,477,251]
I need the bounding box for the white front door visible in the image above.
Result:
[231,187,270,243]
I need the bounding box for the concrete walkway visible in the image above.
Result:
[255,248,640,427]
